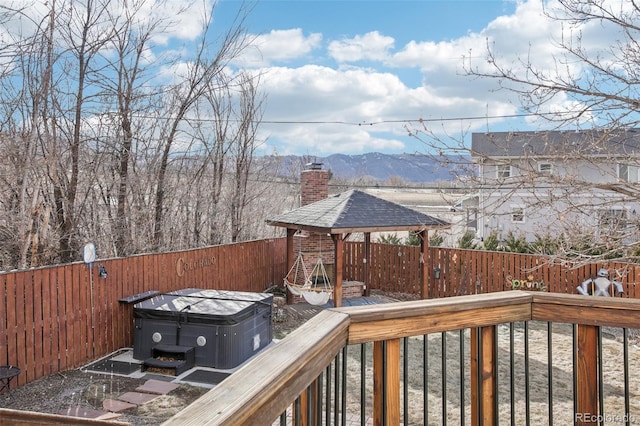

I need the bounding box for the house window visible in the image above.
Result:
[511,207,525,223]
[598,208,627,231]
[618,164,639,183]
[497,164,511,178]
[538,163,552,175]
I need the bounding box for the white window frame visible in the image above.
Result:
[618,164,640,183]
[496,164,511,178]
[538,162,552,175]
[511,206,525,223]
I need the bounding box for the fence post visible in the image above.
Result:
[419,230,429,299]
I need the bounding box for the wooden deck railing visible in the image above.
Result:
[164,291,640,425]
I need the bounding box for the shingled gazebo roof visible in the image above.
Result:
[266,189,450,234]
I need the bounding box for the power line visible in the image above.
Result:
[126,111,568,127]
[287,112,539,125]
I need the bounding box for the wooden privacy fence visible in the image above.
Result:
[2,237,640,391]
[343,242,640,298]
[0,238,287,389]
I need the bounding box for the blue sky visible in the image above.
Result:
[212,0,587,156]
[6,0,616,157]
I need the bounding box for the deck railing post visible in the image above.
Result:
[575,324,599,425]
[294,377,321,426]
[470,326,497,425]
[373,339,400,425]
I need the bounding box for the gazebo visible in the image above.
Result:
[267,186,450,307]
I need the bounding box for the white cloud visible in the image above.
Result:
[367,0,617,132]
[0,0,213,55]
[139,0,215,44]
[328,31,395,63]
[388,1,567,96]
[234,29,322,67]
[239,2,581,154]
[250,63,519,155]
[259,123,405,156]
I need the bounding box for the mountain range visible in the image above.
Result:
[259,152,464,183]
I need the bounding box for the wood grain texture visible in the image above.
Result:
[372,339,400,426]
[0,408,129,425]
[163,310,350,426]
[336,291,532,344]
[480,326,496,426]
[575,325,598,425]
[532,292,640,327]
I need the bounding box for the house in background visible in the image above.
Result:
[470,129,640,244]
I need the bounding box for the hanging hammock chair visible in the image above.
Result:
[284,253,333,306]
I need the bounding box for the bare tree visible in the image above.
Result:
[404,1,640,265]
[0,0,265,270]
[230,72,264,242]
[101,1,165,256]
[43,0,119,262]
[0,0,120,264]
[151,3,253,250]
[195,74,235,246]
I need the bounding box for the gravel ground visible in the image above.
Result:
[0,368,209,425]
[0,291,410,425]
[0,296,320,425]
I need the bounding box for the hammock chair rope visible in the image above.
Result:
[284,252,333,305]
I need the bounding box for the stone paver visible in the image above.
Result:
[59,406,111,419]
[118,391,158,405]
[95,411,123,421]
[135,379,180,395]
[103,398,137,412]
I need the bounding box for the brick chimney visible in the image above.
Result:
[300,162,328,206]
[292,162,334,296]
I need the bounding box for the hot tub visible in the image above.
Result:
[133,289,273,369]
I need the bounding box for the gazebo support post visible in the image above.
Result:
[364,232,371,297]
[286,228,296,304]
[332,233,344,308]
[419,229,429,299]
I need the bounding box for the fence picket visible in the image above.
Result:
[14,272,26,384]
[4,274,17,376]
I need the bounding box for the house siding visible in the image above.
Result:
[472,130,640,243]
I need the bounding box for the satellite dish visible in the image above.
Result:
[83,243,96,264]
